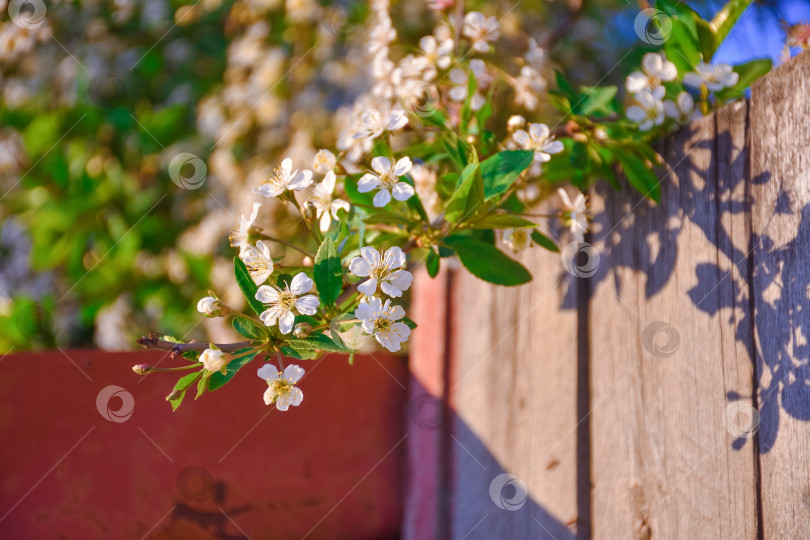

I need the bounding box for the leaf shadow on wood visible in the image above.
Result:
[558,116,810,454]
[405,381,578,540]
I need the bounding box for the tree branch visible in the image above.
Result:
[137,333,255,358]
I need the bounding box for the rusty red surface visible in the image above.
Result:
[0,349,407,539]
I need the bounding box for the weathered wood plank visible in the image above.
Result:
[588,103,758,539]
[750,51,810,538]
[448,233,580,539]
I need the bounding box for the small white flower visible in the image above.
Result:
[197,296,222,317]
[312,149,337,174]
[463,11,500,53]
[664,91,700,124]
[513,123,564,163]
[349,246,413,298]
[513,66,546,111]
[625,52,677,95]
[558,188,588,241]
[240,240,274,285]
[357,156,415,208]
[448,59,490,111]
[254,158,314,198]
[255,272,320,334]
[229,202,261,255]
[683,62,739,92]
[418,35,453,80]
[626,89,665,131]
[355,107,408,140]
[355,296,411,352]
[503,229,531,253]
[200,348,230,373]
[257,364,304,410]
[305,171,351,232]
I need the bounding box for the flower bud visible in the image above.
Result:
[302,256,313,266]
[199,348,230,372]
[293,323,312,338]
[303,201,317,221]
[593,127,607,141]
[507,115,525,131]
[197,296,222,317]
[132,364,153,375]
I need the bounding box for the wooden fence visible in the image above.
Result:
[405,51,810,539]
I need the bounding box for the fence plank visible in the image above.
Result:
[750,51,810,538]
[588,104,758,539]
[448,242,580,539]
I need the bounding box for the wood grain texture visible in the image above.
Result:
[750,51,810,538]
[588,104,758,539]
[448,232,580,539]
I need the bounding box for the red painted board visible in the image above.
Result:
[0,350,407,539]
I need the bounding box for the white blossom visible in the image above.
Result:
[355,296,411,352]
[255,272,320,334]
[357,156,415,208]
[240,240,274,285]
[257,364,304,410]
[664,91,700,124]
[463,11,500,53]
[356,107,408,140]
[349,246,413,298]
[448,59,490,111]
[305,171,351,232]
[625,52,677,95]
[507,115,526,131]
[312,149,337,174]
[683,62,739,92]
[254,158,313,198]
[418,35,453,80]
[503,229,530,253]
[229,202,261,255]
[200,348,230,373]
[558,188,588,241]
[626,89,665,131]
[512,123,564,163]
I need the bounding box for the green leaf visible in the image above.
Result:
[554,70,578,100]
[286,332,355,354]
[695,19,717,61]
[208,352,258,391]
[232,316,265,340]
[470,214,537,229]
[280,346,319,360]
[445,162,484,223]
[715,58,772,100]
[480,150,534,199]
[313,237,343,309]
[402,317,418,329]
[167,370,203,411]
[531,230,560,252]
[196,374,208,399]
[616,151,661,203]
[426,248,440,278]
[442,236,532,286]
[573,86,617,116]
[234,257,266,318]
[664,19,701,74]
[710,0,753,46]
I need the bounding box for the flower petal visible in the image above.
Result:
[387,304,406,320]
[392,182,415,201]
[288,387,304,407]
[295,295,320,315]
[288,169,314,190]
[360,246,381,265]
[371,156,392,175]
[387,269,413,291]
[289,272,314,295]
[257,364,278,380]
[373,188,392,207]
[349,256,371,277]
[358,278,378,296]
[357,173,380,193]
[278,311,295,334]
[393,156,413,177]
[380,281,403,297]
[383,246,406,269]
[283,364,305,383]
[255,285,279,304]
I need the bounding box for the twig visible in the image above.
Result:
[137,334,255,358]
